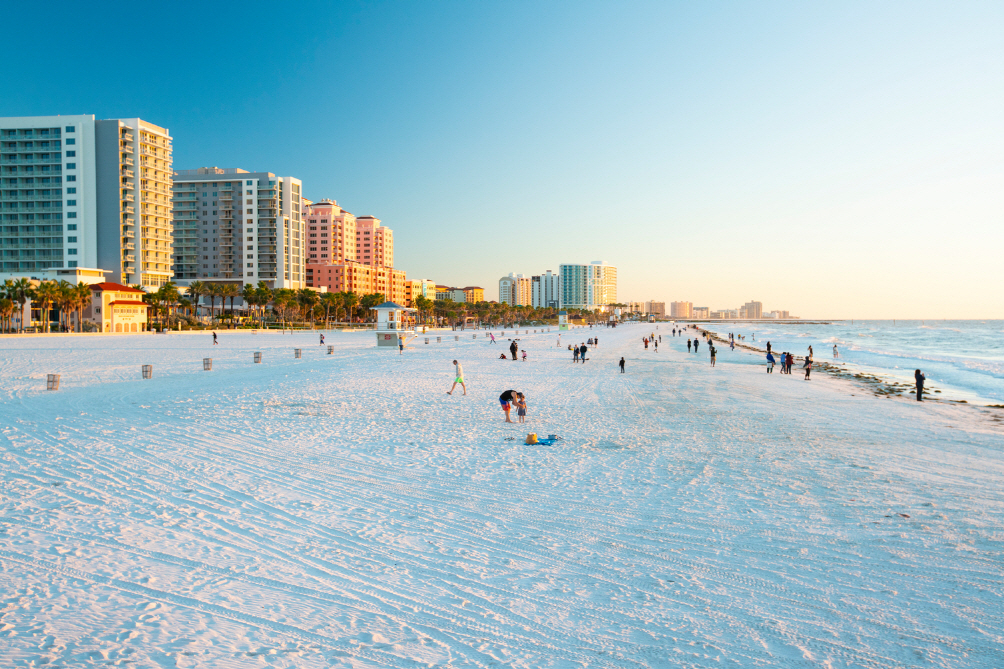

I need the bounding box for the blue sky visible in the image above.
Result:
[7,1,1004,317]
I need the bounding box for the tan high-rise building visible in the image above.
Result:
[499,273,531,305]
[670,301,693,318]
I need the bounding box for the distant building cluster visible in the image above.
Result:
[498,261,617,310]
[649,299,796,320]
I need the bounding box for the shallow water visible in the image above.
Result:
[701,320,1004,404]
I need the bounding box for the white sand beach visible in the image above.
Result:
[1,324,1002,667]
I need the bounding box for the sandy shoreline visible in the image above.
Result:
[1,324,1002,667]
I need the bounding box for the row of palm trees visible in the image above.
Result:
[139,280,389,329]
[0,278,94,333]
[414,298,606,330]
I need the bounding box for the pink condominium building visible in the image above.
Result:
[303,199,406,303]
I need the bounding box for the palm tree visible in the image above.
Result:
[186,280,206,319]
[0,296,13,333]
[72,282,92,332]
[255,282,273,326]
[161,282,181,328]
[342,291,359,324]
[205,283,220,321]
[359,293,385,323]
[319,292,337,329]
[32,281,60,333]
[297,288,319,324]
[272,288,295,327]
[10,277,32,333]
[219,283,240,322]
[241,284,257,323]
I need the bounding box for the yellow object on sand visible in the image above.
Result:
[525,433,538,445]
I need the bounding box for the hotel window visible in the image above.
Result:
[66,163,76,169]
[67,187,76,194]
[66,151,76,157]
[67,212,77,218]
[67,236,77,242]
[67,200,76,206]
[68,248,77,255]
[66,126,74,132]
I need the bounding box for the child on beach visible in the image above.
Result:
[516,395,527,423]
[521,349,527,361]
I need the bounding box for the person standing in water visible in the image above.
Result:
[833,344,839,358]
[447,360,467,395]
[915,369,925,401]
[619,357,625,373]
[766,341,771,354]
[808,344,813,357]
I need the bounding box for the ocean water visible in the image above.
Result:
[700,320,1004,405]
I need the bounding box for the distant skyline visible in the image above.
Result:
[6,1,1003,318]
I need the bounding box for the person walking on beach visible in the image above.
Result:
[398,335,405,354]
[710,345,716,367]
[787,352,794,374]
[644,338,649,350]
[766,352,775,373]
[654,339,658,352]
[447,360,467,395]
[694,339,700,353]
[687,338,692,352]
[499,390,520,422]
[490,332,496,344]
[803,356,812,380]
[573,346,580,362]
[915,369,925,401]
[213,331,218,345]
[619,357,625,373]
[521,349,527,361]
[319,333,325,346]
[509,340,518,360]
[580,343,588,362]
[594,337,599,347]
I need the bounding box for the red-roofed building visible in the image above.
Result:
[83,283,149,333]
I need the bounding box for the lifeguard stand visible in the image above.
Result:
[373,301,416,347]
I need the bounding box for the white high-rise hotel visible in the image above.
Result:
[1,115,173,288]
[560,261,617,310]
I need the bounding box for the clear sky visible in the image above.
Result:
[7,1,1003,318]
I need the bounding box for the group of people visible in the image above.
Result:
[572,342,589,362]
[498,389,528,423]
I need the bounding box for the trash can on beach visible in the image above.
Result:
[47,374,60,390]
[142,365,153,379]
[203,358,212,371]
